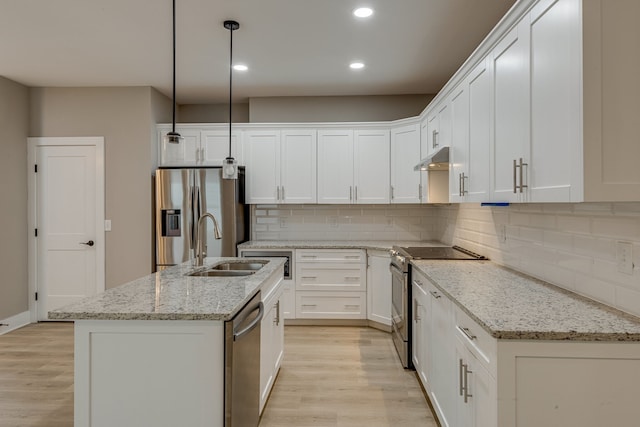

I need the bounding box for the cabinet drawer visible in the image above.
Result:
[454,304,497,377]
[296,249,364,263]
[295,291,367,319]
[296,263,365,291]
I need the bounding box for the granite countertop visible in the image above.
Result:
[238,240,448,251]
[49,257,286,321]
[411,260,640,342]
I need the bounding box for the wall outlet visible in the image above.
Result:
[104,219,112,231]
[616,241,634,275]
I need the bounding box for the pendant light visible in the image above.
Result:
[165,0,183,144]
[222,20,239,180]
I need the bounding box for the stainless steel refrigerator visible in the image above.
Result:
[155,167,248,270]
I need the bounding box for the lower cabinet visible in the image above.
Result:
[260,277,284,414]
[295,249,367,319]
[413,267,640,427]
[367,250,392,326]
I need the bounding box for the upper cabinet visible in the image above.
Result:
[390,123,421,204]
[245,129,317,204]
[158,125,243,167]
[317,128,390,204]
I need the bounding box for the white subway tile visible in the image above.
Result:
[612,203,640,217]
[592,217,640,239]
[614,286,640,317]
[573,203,613,215]
[509,212,531,226]
[572,235,616,262]
[573,273,616,306]
[555,251,593,273]
[556,215,591,234]
[543,230,573,252]
[592,259,640,291]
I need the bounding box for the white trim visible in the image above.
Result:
[27,137,106,322]
[0,311,31,335]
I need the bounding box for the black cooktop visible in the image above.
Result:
[396,245,487,260]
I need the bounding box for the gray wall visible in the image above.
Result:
[0,77,29,319]
[248,94,434,123]
[30,87,172,289]
[178,103,249,123]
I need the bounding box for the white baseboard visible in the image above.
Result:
[0,311,32,336]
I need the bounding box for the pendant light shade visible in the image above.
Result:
[222,20,239,180]
[165,0,183,144]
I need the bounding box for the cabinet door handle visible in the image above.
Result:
[414,279,423,287]
[344,304,360,308]
[301,255,317,259]
[301,276,317,279]
[281,186,285,201]
[519,158,528,193]
[414,299,420,321]
[419,184,423,201]
[274,300,280,326]
[432,129,438,148]
[277,186,280,201]
[350,186,353,201]
[345,255,360,259]
[301,304,317,307]
[513,159,518,193]
[464,363,473,403]
[344,276,360,280]
[390,185,395,200]
[459,358,465,397]
[459,173,463,197]
[458,326,477,341]
[429,290,441,299]
[355,186,358,201]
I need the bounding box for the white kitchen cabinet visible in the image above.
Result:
[280,130,317,204]
[427,279,455,427]
[317,129,354,204]
[260,276,284,414]
[354,130,390,204]
[200,129,243,166]
[449,58,492,203]
[411,271,429,387]
[158,127,201,166]
[317,129,390,204]
[245,129,317,204]
[295,249,367,319]
[366,250,392,327]
[490,19,531,203]
[245,130,281,204]
[158,126,243,167]
[390,123,421,203]
[454,335,497,427]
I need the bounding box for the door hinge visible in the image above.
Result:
[35,228,38,237]
[35,292,38,301]
[34,164,38,173]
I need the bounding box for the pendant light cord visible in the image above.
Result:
[171,0,177,134]
[228,24,234,158]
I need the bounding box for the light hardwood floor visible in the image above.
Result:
[0,323,436,427]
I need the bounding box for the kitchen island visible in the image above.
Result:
[50,257,286,427]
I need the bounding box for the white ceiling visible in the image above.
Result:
[1,0,516,104]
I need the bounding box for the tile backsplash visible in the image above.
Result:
[437,203,640,317]
[250,202,640,317]
[251,204,442,242]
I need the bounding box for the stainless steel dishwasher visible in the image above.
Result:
[225,291,264,427]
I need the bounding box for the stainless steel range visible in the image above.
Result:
[389,245,487,369]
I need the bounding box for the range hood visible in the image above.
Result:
[414,146,449,171]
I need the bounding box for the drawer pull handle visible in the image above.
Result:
[344,276,360,280]
[344,304,360,308]
[459,326,477,341]
[301,304,317,307]
[345,256,360,259]
[301,255,317,258]
[414,279,423,287]
[429,290,441,299]
[301,276,317,279]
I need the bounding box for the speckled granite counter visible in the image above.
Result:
[49,257,286,321]
[238,240,446,251]
[411,260,640,341]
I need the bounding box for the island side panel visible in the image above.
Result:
[75,320,224,427]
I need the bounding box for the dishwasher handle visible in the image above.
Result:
[233,301,264,341]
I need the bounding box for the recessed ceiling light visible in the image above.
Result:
[350,62,365,70]
[353,7,374,18]
[233,64,248,71]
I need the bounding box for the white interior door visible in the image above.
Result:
[28,137,105,321]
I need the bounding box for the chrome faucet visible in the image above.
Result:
[194,213,222,266]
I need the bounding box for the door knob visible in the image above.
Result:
[81,240,95,247]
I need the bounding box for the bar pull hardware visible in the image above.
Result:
[414,279,423,287]
[355,186,358,201]
[301,276,317,279]
[301,304,317,307]
[350,186,353,201]
[301,255,317,258]
[460,173,468,196]
[281,186,285,201]
[429,290,441,299]
[344,276,360,280]
[459,326,477,341]
[418,184,423,201]
[519,158,528,193]
[459,359,465,396]
[513,159,518,193]
[390,186,395,200]
[274,300,280,326]
[277,186,281,201]
[463,363,473,403]
[432,129,439,148]
[345,255,360,259]
[344,304,360,308]
[414,299,420,321]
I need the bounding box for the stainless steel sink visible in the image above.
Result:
[211,261,268,271]
[189,270,255,277]
[187,260,268,277]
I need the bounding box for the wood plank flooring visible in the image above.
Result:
[0,323,436,427]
